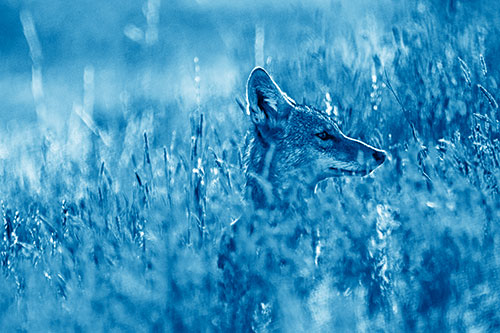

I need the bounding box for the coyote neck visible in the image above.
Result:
[244,130,277,209]
[244,130,308,210]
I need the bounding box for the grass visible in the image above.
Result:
[1,0,500,331]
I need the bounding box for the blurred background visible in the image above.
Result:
[0,0,434,133]
[2,0,498,146]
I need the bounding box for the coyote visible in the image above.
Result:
[217,68,387,331]
[244,67,386,208]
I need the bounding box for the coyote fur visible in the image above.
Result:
[244,67,386,208]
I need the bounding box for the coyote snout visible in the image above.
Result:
[314,128,386,178]
[244,67,386,205]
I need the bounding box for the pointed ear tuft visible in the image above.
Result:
[246,67,293,127]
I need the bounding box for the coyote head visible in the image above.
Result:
[245,67,386,190]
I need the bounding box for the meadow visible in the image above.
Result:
[1,0,500,331]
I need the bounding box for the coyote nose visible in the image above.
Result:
[372,150,386,164]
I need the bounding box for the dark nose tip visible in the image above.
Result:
[373,150,386,164]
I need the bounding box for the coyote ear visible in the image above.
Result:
[246,67,294,127]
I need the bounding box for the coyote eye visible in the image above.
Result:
[316,131,329,141]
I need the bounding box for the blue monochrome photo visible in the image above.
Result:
[0,0,499,332]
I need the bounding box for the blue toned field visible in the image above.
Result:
[1,0,500,331]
